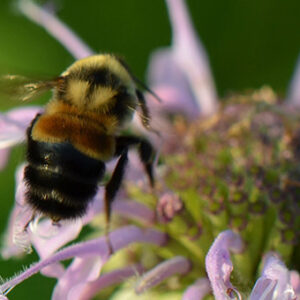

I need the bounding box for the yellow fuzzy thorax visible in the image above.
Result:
[62,54,134,89]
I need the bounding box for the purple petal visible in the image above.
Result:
[250,253,298,300]
[5,106,41,125]
[205,230,243,300]
[14,164,27,206]
[6,204,32,255]
[29,218,83,259]
[0,226,166,296]
[290,271,300,298]
[79,265,143,300]
[182,278,211,300]
[52,255,105,300]
[148,0,217,118]
[0,107,41,149]
[135,256,191,294]
[113,199,155,225]
[1,202,26,259]
[82,188,155,226]
[167,0,218,115]
[18,0,94,60]
[110,226,166,250]
[1,165,33,257]
[288,53,300,105]
[147,51,201,119]
[0,106,40,170]
[40,263,65,278]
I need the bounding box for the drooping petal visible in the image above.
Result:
[205,230,243,300]
[50,226,165,299]
[29,218,83,259]
[182,278,211,300]
[40,263,65,279]
[52,255,105,300]
[52,226,161,300]
[1,202,28,259]
[113,200,155,225]
[1,165,33,258]
[82,189,155,226]
[135,256,191,294]
[249,253,298,300]
[110,226,166,251]
[17,0,94,60]
[9,204,33,254]
[0,226,166,297]
[31,216,86,279]
[78,265,143,300]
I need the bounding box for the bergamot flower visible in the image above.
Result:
[0,1,299,299]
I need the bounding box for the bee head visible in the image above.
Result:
[55,54,138,125]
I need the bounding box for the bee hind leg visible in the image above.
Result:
[104,135,156,253]
[115,136,155,188]
[104,148,129,253]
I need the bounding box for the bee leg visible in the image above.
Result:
[137,138,155,188]
[116,136,155,188]
[104,149,129,253]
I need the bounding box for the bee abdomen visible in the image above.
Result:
[25,130,105,220]
[24,165,98,203]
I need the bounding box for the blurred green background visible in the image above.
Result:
[0,0,299,299]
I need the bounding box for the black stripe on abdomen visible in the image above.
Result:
[25,127,105,220]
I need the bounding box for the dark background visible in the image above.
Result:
[0,0,299,299]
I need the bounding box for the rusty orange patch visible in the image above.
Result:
[31,111,116,161]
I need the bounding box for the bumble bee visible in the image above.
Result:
[2,54,158,236]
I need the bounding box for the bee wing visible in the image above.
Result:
[0,75,61,102]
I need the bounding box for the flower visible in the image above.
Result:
[1,0,300,300]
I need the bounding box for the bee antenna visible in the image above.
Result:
[132,75,163,103]
[114,54,162,103]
